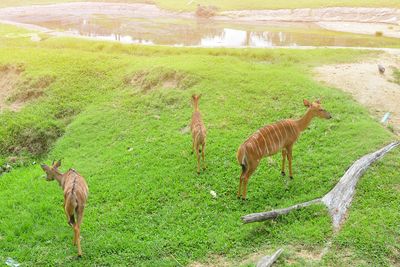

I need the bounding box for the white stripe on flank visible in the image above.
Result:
[249,141,255,155]
[277,122,286,146]
[270,125,280,152]
[253,135,263,157]
[282,122,289,141]
[258,129,269,155]
[275,123,284,148]
[288,121,297,136]
[265,126,276,153]
[283,120,294,136]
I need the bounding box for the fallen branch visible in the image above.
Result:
[241,141,400,230]
[242,198,321,224]
[256,248,284,267]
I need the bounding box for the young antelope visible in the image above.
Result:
[41,160,89,257]
[190,94,207,173]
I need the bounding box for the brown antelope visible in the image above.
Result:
[191,94,207,173]
[41,160,89,257]
[237,99,332,200]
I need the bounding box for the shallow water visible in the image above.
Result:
[0,3,398,48]
[30,17,398,48]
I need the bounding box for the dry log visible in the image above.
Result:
[242,198,321,224]
[256,248,284,267]
[322,141,400,230]
[241,141,400,229]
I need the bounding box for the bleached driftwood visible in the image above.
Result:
[241,142,400,230]
[242,198,322,223]
[256,248,284,267]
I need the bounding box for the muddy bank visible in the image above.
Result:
[317,21,400,38]
[219,7,400,24]
[0,2,192,21]
[314,50,400,134]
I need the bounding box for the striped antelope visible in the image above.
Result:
[190,94,207,173]
[41,160,89,257]
[237,99,332,200]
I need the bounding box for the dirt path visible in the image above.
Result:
[314,50,400,134]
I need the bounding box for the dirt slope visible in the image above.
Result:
[314,50,400,134]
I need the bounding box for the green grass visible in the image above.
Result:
[1,0,400,10]
[394,68,400,85]
[0,24,399,266]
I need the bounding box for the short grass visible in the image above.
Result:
[394,68,400,85]
[1,0,400,10]
[0,24,399,266]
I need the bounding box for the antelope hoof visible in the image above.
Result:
[289,176,293,179]
[281,171,286,176]
[77,254,82,258]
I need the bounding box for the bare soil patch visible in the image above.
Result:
[317,21,400,38]
[0,64,54,112]
[314,50,400,134]
[126,67,198,92]
[0,64,24,112]
[218,7,400,25]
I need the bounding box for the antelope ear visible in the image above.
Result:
[303,99,311,107]
[53,160,61,168]
[192,94,196,100]
[315,99,321,104]
[198,93,202,99]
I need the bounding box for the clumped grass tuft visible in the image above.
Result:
[9,74,55,103]
[375,31,383,37]
[125,66,198,92]
[0,119,63,156]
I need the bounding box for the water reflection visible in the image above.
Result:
[28,16,388,48]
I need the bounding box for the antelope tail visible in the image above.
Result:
[237,144,247,172]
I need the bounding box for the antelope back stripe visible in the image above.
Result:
[243,118,302,159]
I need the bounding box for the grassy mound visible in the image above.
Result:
[0,24,398,266]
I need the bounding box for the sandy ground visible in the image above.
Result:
[219,7,400,24]
[317,21,400,38]
[314,50,400,134]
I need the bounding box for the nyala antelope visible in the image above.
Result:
[191,94,207,173]
[237,99,332,200]
[41,160,89,257]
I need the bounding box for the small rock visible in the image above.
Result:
[180,125,190,134]
[5,257,20,267]
[30,34,41,42]
[378,64,385,74]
